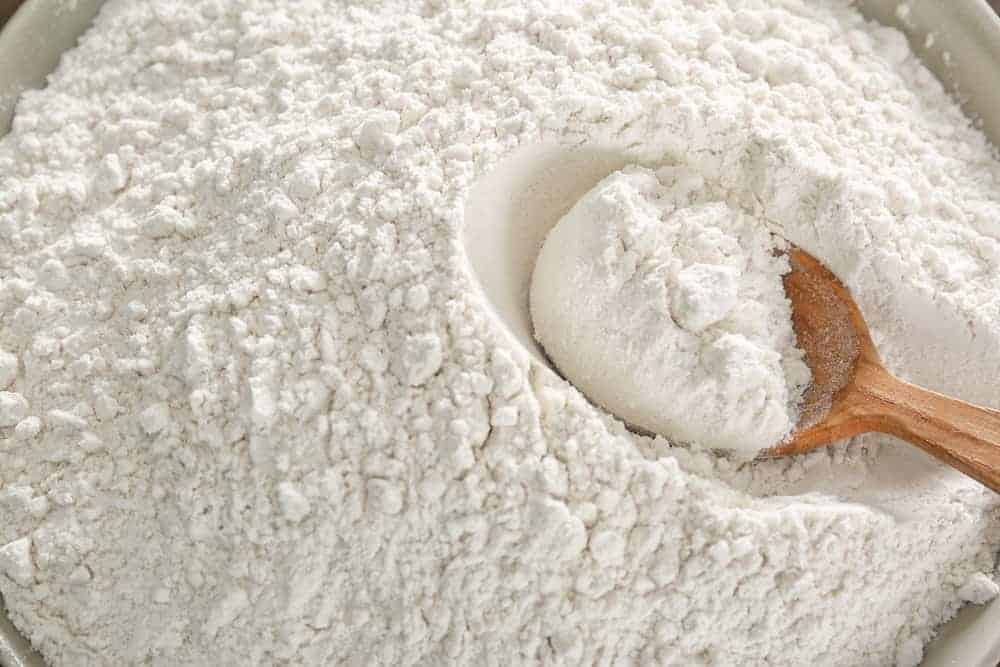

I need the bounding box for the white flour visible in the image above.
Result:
[0,1,999,666]
[531,166,809,457]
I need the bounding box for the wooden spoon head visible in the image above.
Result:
[768,247,879,456]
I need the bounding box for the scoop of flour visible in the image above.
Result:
[530,166,810,457]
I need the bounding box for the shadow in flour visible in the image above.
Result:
[461,143,686,447]
[461,143,633,371]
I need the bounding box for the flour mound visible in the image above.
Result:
[0,1,999,667]
[531,167,809,456]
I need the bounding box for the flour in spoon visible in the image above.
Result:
[531,166,809,457]
[0,1,999,667]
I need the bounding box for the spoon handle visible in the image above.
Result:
[858,365,1000,493]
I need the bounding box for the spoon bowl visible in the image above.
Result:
[771,247,1000,493]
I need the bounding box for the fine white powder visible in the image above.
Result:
[0,1,999,667]
[530,166,810,457]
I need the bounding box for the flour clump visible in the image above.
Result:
[531,167,809,456]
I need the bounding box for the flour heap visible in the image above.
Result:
[531,166,809,457]
[1,1,999,666]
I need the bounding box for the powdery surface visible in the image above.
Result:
[0,1,998,666]
[531,166,809,457]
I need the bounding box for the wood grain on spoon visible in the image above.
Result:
[770,247,1000,493]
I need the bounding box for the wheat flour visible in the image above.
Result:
[0,1,999,666]
[530,166,809,457]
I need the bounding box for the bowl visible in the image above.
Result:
[2,1,1000,666]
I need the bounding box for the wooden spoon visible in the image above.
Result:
[769,247,1000,493]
